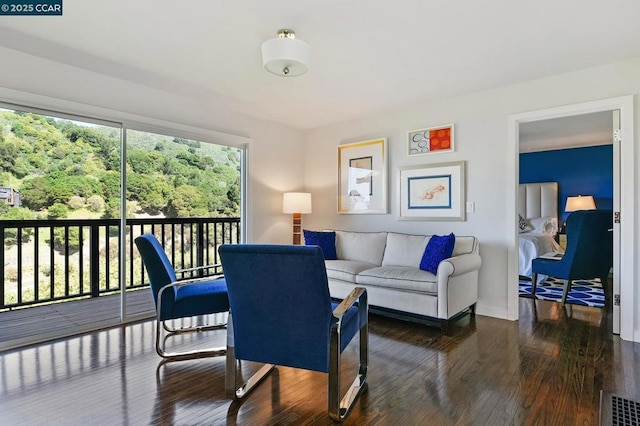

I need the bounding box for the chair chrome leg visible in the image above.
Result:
[155,318,226,360]
[531,273,538,296]
[225,345,275,399]
[328,300,368,422]
[153,295,228,360]
[161,312,228,333]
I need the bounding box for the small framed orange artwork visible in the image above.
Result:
[408,124,454,156]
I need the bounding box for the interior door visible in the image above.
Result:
[612,110,621,334]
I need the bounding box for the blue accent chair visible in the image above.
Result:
[532,210,613,305]
[134,233,229,360]
[218,244,368,422]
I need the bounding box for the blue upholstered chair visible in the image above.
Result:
[134,234,229,360]
[532,210,613,305]
[218,244,368,422]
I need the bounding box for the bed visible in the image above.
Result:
[518,182,562,278]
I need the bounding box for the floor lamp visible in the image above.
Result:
[282,192,312,245]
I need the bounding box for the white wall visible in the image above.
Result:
[0,46,304,245]
[304,57,640,327]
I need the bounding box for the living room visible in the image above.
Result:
[1,1,640,424]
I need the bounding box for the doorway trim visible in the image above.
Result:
[506,95,635,342]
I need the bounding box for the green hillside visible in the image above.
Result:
[0,110,241,220]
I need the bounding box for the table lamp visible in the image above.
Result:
[565,195,596,212]
[562,195,596,232]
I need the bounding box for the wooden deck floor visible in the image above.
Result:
[0,289,155,351]
[0,297,637,425]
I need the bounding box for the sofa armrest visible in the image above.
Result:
[437,253,481,320]
[437,253,482,278]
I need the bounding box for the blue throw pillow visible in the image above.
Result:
[419,233,456,274]
[303,230,337,260]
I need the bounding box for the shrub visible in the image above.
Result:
[47,203,69,219]
[67,196,86,210]
[86,195,105,212]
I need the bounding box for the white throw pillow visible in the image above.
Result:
[529,216,558,235]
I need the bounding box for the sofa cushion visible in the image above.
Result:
[325,259,378,283]
[334,231,387,265]
[356,266,438,294]
[303,230,337,260]
[420,233,456,274]
[381,233,430,267]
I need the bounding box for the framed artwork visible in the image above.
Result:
[408,124,454,156]
[397,161,465,221]
[338,138,388,214]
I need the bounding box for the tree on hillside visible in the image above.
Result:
[1,110,242,219]
[48,203,69,219]
[87,195,105,212]
[99,171,120,201]
[1,207,37,245]
[65,127,119,169]
[167,185,208,217]
[10,122,25,138]
[20,172,101,210]
[127,150,166,175]
[126,173,171,214]
[0,137,32,178]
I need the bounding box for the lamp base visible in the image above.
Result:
[292,213,302,245]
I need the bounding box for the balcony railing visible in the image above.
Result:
[0,217,240,311]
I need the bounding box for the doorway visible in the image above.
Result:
[507,96,635,341]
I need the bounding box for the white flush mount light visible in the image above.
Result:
[261,29,310,77]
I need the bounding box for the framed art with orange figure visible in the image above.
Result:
[408,124,454,156]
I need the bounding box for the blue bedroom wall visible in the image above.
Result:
[519,145,613,222]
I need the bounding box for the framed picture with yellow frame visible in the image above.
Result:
[337,138,388,214]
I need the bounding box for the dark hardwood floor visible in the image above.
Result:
[1,298,638,425]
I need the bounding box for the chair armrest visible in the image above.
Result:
[175,263,222,274]
[158,274,224,295]
[156,274,224,319]
[437,253,482,277]
[332,287,367,320]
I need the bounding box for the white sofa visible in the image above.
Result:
[325,231,481,333]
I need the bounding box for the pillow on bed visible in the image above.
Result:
[529,217,558,235]
[518,214,532,233]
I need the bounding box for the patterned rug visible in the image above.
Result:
[518,277,605,307]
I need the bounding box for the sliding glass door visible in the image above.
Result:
[122,129,243,321]
[0,103,244,347]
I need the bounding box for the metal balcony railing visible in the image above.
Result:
[0,217,240,310]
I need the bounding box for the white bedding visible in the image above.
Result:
[518,232,562,277]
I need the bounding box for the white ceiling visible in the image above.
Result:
[1,0,640,129]
[519,111,613,153]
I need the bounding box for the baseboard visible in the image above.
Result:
[475,303,511,320]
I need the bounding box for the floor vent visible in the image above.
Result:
[600,391,640,425]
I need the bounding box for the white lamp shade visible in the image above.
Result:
[565,195,596,212]
[283,192,312,214]
[262,36,310,77]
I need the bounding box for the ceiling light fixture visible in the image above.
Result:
[261,29,310,77]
